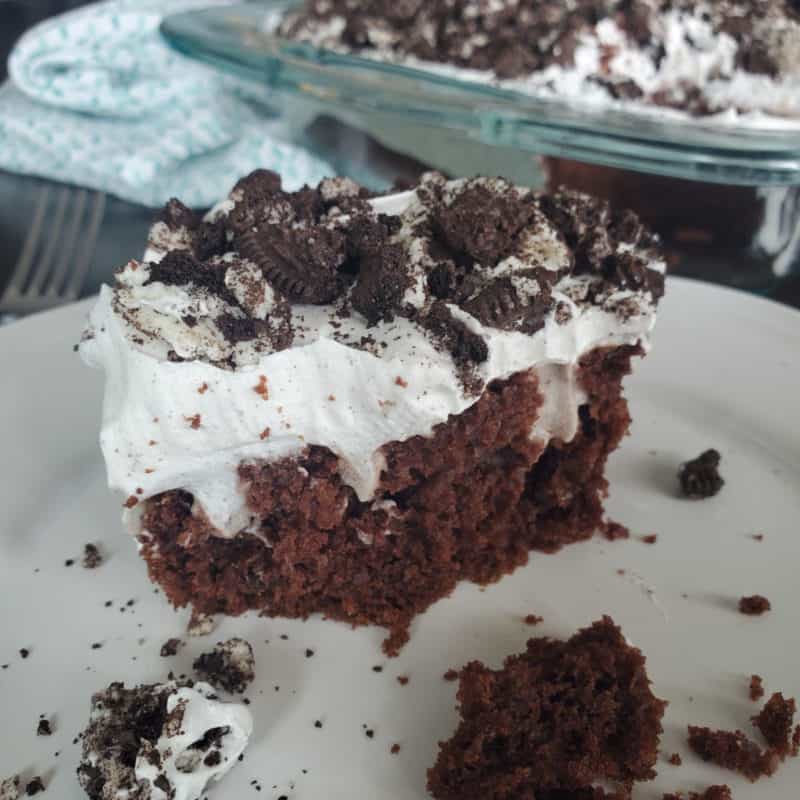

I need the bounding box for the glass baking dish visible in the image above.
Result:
[162,2,800,293]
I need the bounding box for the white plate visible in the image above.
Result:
[1,277,799,800]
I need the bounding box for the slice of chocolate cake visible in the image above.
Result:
[76,680,252,800]
[428,617,667,799]
[80,171,665,653]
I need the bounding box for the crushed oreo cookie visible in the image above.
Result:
[193,638,255,694]
[679,449,724,498]
[82,543,102,569]
[24,778,44,797]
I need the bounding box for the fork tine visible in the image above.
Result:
[65,192,106,301]
[27,187,70,296]
[45,188,88,297]
[1,187,50,301]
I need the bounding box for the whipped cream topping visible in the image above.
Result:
[135,683,252,800]
[78,681,252,800]
[278,0,800,128]
[81,173,664,538]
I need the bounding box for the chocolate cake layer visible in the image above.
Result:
[140,346,637,654]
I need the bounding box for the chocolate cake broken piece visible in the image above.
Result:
[193,638,255,694]
[427,617,666,799]
[76,680,251,800]
[752,693,799,756]
[678,450,724,498]
[749,674,765,702]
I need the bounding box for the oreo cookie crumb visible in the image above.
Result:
[314,720,323,729]
[372,665,383,673]
[64,559,75,567]
[82,543,103,569]
[443,669,458,682]
[36,719,52,736]
[24,778,44,797]
[524,614,543,626]
[739,595,771,616]
[0,777,19,800]
[365,728,375,739]
[193,638,255,694]
[160,638,183,657]
[19,649,29,659]
[679,450,724,498]
[305,649,314,658]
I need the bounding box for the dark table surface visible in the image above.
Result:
[1,0,799,312]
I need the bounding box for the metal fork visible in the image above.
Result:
[0,186,106,315]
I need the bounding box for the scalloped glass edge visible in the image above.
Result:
[162,3,800,187]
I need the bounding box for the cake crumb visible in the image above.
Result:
[254,375,269,399]
[641,534,658,544]
[443,669,458,682]
[327,394,335,401]
[603,520,630,541]
[82,543,103,569]
[668,752,682,765]
[662,787,732,800]
[524,614,543,626]
[124,495,138,508]
[750,675,765,702]
[198,382,209,394]
[739,595,771,615]
[36,719,52,736]
[397,675,409,686]
[193,638,255,693]
[751,533,764,542]
[390,743,401,754]
[160,638,183,657]
[259,427,271,440]
[679,449,724,498]
[305,649,315,658]
[24,777,44,797]
[184,413,202,429]
[395,376,408,388]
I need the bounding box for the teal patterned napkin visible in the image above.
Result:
[0,0,333,207]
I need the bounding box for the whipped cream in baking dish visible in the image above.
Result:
[81,172,664,537]
[277,0,800,128]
